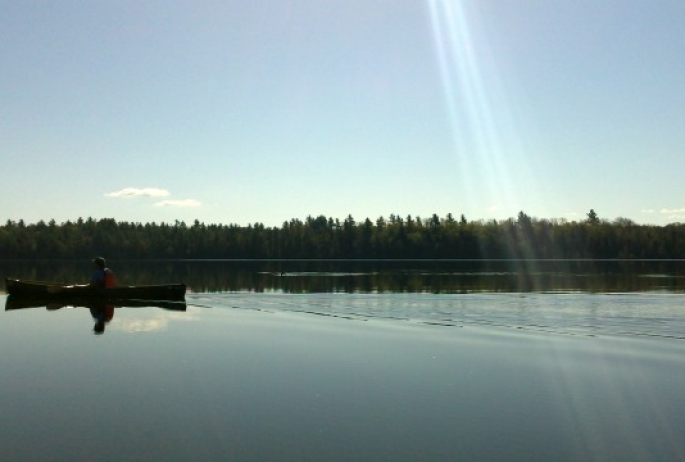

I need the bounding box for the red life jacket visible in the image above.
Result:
[104,269,116,288]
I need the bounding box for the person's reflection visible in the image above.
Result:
[89,302,115,335]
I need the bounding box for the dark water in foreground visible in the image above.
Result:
[1,261,685,460]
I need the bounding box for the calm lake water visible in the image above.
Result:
[2,260,685,461]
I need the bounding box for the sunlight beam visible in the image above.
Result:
[426,0,525,218]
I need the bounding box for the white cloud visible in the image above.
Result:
[105,187,200,208]
[639,208,685,222]
[154,199,202,207]
[660,208,685,214]
[106,187,170,198]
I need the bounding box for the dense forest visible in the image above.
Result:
[1,210,684,260]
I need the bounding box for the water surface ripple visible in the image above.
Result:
[188,292,685,340]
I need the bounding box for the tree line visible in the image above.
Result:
[1,210,684,260]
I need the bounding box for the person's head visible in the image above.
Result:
[92,257,106,269]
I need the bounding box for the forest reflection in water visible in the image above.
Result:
[3,259,685,294]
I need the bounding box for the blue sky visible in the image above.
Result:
[2,0,684,227]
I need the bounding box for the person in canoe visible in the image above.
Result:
[89,257,116,334]
[90,257,116,288]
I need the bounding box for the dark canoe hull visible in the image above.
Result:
[5,278,186,301]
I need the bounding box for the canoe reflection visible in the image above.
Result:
[4,296,187,334]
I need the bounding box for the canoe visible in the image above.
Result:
[5,278,186,301]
